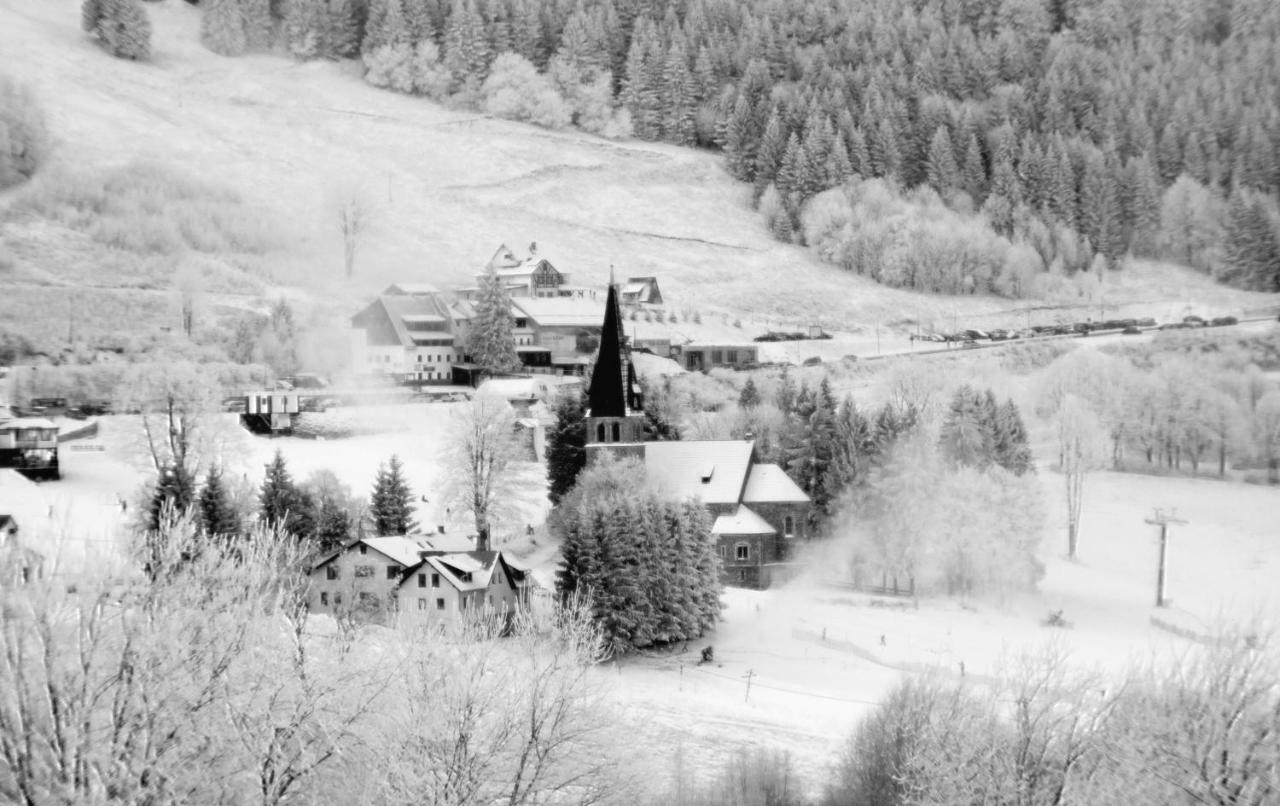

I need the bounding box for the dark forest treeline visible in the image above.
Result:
[199,0,1280,293]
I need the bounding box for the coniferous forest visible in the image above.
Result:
[189,0,1280,295]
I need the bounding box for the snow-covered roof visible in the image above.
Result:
[742,464,810,504]
[384,282,440,295]
[401,314,446,324]
[361,536,430,567]
[644,440,755,506]
[511,298,603,328]
[712,505,777,536]
[621,282,648,294]
[0,417,57,429]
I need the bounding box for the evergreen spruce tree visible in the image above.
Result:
[403,0,436,45]
[259,449,312,538]
[994,399,1034,475]
[661,37,697,146]
[827,394,873,497]
[1125,153,1161,257]
[201,0,249,57]
[149,463,197,533]
[82,0,104,33]
[443,0,491,89]
[285,0,327,59]
[739,376,760,409]
[369,454,416,535]
[829,132,855,184]
[326,0,360,58]
[546,386,587,505]
[962,133,986,202]
[363,0,410,54]
[775,365,797,414]
[95,0,152,60]
[1222,188,1280,291]
[555,459,722,655]
[785,378,837,524]
[847,126,871,178]
[752,107,787,202]
[242,0,272,51]
[198,465,241,538]
[938,385,994,469]
[722,93,755,180]
[926,126,960,194]
[467,265,520,373]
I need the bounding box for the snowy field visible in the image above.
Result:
[4,398,1278,791]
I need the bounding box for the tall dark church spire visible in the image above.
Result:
[587,280,631,417]
[584,277,646,462]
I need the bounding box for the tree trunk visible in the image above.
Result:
[1219,445,1226,477]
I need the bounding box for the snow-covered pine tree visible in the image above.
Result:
[739,376,760,409]
[326,0,361,58]
[82,0,103,33]
[201,0,249,57]
[927,125,960,195]
[466,264,520,373]
[938,385,995,469]
[546,386,587,505]
[369,453,416,535]
[97,0,152,60]
[259,449,312,538]
[994,399,1034,476]
[198,465,241,538]
[149,462,197,533]
[242,0,272,51]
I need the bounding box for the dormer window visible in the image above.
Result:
[700,465,715,484]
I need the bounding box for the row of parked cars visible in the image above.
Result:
[918,314,1242,346]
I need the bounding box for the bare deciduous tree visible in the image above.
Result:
[118,360,227,478]
[329,178,376,280]
[444,392,522,548]
[1056,394,1105,560]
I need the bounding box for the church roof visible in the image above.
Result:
[742,464,810,504]
[643,440,756,506]
[711,505,777,536]
[586,282,630,417]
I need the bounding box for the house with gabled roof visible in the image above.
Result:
[349,294,461,384]
[583,283,810,589]
[396,550,532,630]
[620,276,663,306]
[306,531,533,626]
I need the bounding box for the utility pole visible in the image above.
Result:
[1145,508,1187,608]
[743,669,755,703]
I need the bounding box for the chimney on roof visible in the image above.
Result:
[437,524,445,534]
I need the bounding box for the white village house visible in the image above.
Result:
[307,531,534,627]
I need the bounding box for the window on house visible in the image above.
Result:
[611,422,620,442]
[740,570,747,582]
[354,565,374,578]
[727,349,738,363]
[418,573,426,588]
[431,573,440,588]
[326,566,338,580]
[784,515,795,538]
[320,592,329,606]
[436,598,445,610]
[735,543,749,561]
[359,544,367,555]
[418,354,422,362]
[358,592,378,606]
[418,598,427,611]
[711,350,723,364]
[334,593,343,606]
[596,423,606,442]
[387,566,399,580]
[718,545,725,558]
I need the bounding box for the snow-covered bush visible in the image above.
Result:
[480,52,571,130]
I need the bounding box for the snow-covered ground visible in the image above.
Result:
[5,395,1278,792]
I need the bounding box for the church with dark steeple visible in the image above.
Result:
[584,277,646,463]
[582,276,814,589]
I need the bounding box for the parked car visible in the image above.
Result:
[1122,325,1142,335]
[1182,315,1207,327]
[1210,316,1238,327]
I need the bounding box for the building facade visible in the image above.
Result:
[583,283,810,589]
